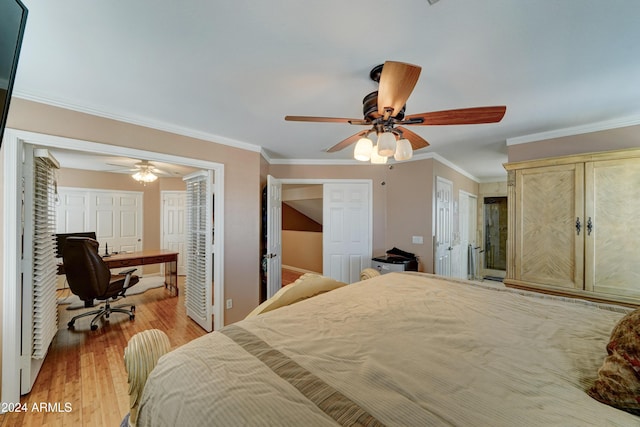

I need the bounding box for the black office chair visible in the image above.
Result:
[62,237,139,331]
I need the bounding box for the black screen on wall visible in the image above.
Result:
[0,0,28,147]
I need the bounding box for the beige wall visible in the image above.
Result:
[386,159,480,272]
[384,160,434,271]
[282,231,322,273]
[282,203,321,232]
[507,124,640,163]
[3,98,262,327]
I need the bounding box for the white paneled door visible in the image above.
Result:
[265,175,283,298]
[323,182,372,284]
[162,191,187,276]
[56,188,143,253]
[435,177,453,276]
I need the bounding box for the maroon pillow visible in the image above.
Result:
[588,309,640,415]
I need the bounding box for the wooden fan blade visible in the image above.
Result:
[285,115,363,123]
[377,61,422,120]
[326,130,370,153]
[404,106,506,125]
[396,126,429,150]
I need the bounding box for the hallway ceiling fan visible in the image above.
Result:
[285,61,507,163]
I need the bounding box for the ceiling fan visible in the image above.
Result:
[106,160,169,183]
[285,61,506,163]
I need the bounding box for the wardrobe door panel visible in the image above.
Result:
[515,164,584,289]
[585,158,640,297]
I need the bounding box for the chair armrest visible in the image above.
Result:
[124,329,170,427]
[118,268,138,276]
[118,268,137,290]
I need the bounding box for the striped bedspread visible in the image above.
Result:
[137,273,639,426]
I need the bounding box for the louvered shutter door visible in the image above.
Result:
[32,150,59,358]
[184,171,213,331]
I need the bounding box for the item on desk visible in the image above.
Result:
[104,242,111,258]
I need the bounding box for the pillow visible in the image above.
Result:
[360,268,381,281]
[245,273,347,319]
[588,308,640,415]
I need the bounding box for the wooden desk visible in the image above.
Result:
[104,250,179,296]
[58,249,180,296]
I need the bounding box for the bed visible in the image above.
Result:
[125,272,640,426]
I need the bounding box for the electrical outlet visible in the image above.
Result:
[225,299,233,309]
[412,235,424,244]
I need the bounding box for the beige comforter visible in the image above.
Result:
[137,273,638,426]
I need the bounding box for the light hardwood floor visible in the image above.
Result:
[0,277,206,427]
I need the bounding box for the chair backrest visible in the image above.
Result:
[62,237,111,302]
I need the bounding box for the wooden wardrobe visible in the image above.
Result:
[503,148,640,305]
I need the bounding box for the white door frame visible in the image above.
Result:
[458,190,478,280]
[2,129,225,405]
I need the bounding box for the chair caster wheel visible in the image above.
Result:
[67,321,75,329]
[130,314,135,321]
[131,305,136,312]
[90,324,98,331]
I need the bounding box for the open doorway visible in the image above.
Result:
[281,184,323,285]
[483,196,507,280]
[2,129,225,403]
[261,177,372,301]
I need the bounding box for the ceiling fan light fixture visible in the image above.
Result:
[132,169,158,183]
[370,145,388,164]
[394,138,413,161]
[377,131,396,157]
[353,137,373,161]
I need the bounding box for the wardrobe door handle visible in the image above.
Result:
[587,217,593,236]
[575,217,581,235]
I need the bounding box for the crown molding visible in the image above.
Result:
[427,153,481,183]
[506,113,640,146]
[267,151,481,183]
[15,92,483,182]
[14,92,262,153]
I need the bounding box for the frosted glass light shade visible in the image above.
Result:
[376,132,396,157]
[370,145,388,164]
[353,137,373,161]
[394,138,413,161]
